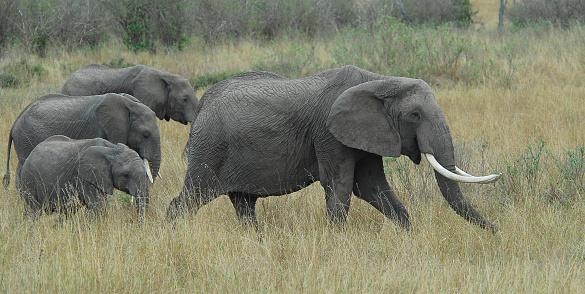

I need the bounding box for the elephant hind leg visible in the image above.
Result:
[353,155,410,231]
[228,192,259,228]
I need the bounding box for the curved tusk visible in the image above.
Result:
[157,171,162,179]
[424,154,500,184]
[143,159,154,183]
[455,166,472,177]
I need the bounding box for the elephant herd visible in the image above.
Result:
[3,64,501,233]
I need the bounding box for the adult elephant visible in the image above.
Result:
[166,66,501,232]
[19,136,151,222]
[3,93,161,189]
[62,64,198,125]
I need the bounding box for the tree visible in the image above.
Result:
[498,0,507,32]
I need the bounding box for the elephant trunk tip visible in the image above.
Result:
[481,221,498,234]
[2,174,9,189]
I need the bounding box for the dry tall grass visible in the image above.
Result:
[1,25,584,292]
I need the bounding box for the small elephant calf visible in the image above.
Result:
[18,136,152,222]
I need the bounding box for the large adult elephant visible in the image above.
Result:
[62,64,198,124]
[3,93,161,189]
[166,65,500,232]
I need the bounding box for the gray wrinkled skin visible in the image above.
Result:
[19,136,150,222]
[167,65,497,233]
[62,64,198,125]
[3,93,161,189]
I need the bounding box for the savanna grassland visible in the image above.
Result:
[1,2,585,293]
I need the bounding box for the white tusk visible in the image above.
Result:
[455,166,473,177]
[143,159,154,183]
[130,196,135,203]
[424,154,500,184]
[157,171,162,179]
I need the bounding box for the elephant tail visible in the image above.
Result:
[3,132,12,189]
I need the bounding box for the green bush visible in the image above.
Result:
[110,0,188,52]
[508,0,585,27]
[398,0,475,26]
[0,0,17,49]
[122,0,154,52]
[103,58,135,69]
[252,42,318,77]
[0,73,20,88]
[0,60,47,88]
[190,71,246,89]
[0,0,480,50]
[188,0,337,41]
[331,17,488,84]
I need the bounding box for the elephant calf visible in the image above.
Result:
[62,64,198,124]
[3,93,161,189]
[19,136,151,221]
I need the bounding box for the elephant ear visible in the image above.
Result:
[78,146,114,195]
[326,79,419,157]
[96,94,130,144]
[133,69,169,120]
[160,74,178,111]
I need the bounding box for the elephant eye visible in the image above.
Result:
[142,131,151,138]
[409,111,421,121]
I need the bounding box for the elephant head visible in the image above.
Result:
[96,94,161,179]
[327,78,499,232]
[132,68,198,124]
[78,142,151,222]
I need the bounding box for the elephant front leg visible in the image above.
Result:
[166,185,218,223]
[318,158,355,224]
[353,155,411,231]
[228,192,259,228]
[23,205,41,221]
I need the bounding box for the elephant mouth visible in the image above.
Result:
[137,152,159,181]
[408,151,421,164]
[404,137,421,164]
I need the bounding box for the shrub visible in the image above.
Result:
[190,70,246,89]
[0,73,20,88]
[331,17,488,84]
[103,58,135,69]
[252,42,318,77]
[51,0,111,48]
[119,0,154,52]
[0,0,17,50]
[357,0,475,27]
[0,60,47,87]
[399,0,475,26]
[10,0,112,55]
[508,0,585,27]
[189,0,365,42]
[108,0,189,52]
[0,0,479,50]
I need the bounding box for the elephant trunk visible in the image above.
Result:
[130,183,149,223]
[141,141,161,180]
[149,155,160,180]
[434,172,497,232]
[420,122,497,233]
[136,191,148,224]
